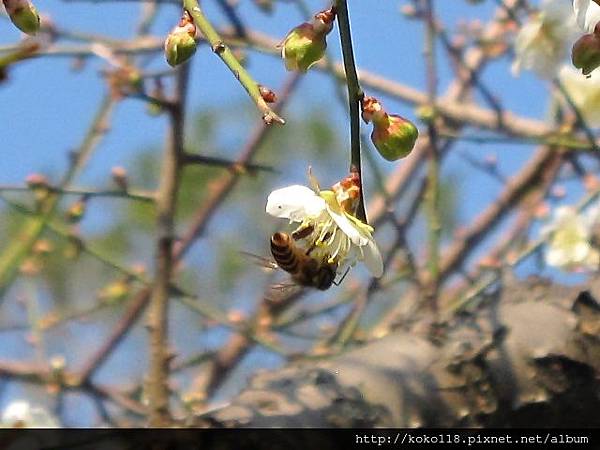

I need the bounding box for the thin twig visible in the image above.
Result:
[183,0,285,125]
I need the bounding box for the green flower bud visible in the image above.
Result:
[3,0,40,35]
[98,279,130,305]
[371,114,419,161]
[572,24,600,76]
[362,96,419,161]
[280,7,335,72]
[164,12,197,67]
[281,23,326,72]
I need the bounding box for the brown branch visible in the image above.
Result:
[145,65,189,426]
[77,288,151,383]
[444,155,564,306]
[0,360,146,417]
[435,146,563,285]
[181,153,277,173]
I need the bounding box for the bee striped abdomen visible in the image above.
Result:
[271,232,300,273]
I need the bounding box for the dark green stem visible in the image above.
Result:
[335,0,366,223]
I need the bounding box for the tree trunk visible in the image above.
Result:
[196,278,600,429]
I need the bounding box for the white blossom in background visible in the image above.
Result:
[558,64,600,126]
[266,171,383,278]
[573,0,600,33]
[512,0,577,77]
[541,204,600,271]
[1,400,59,428]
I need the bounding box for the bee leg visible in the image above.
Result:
[333,266,351,286]
[291,224,315,241]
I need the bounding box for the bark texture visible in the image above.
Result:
[196,277,600,429]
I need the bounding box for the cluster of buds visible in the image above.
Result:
[280,6,336,72]
[2,0,39,35]
[361,96,419,161]
[572,22,600,76]
[164,10,197,67]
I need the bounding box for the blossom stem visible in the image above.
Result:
[334,0,367,223]
[182,0,285,125]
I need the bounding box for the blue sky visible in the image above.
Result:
[0,0,591,425]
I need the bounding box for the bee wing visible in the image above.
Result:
[239,251,279,271]
[270,281,302,293]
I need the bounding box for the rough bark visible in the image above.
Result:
[195,277,600,429]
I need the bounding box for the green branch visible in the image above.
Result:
[182,0,285,125]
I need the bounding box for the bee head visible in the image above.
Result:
[314,263,337,290]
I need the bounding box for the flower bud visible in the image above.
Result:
[65,199,86,224]
[3,0,40,35]
[258,85,277,103]
[362,96,419,161]
[164,11,197,67]
[572,23,600,76]
[25,173,50,203]
[280,7,336,72]
[98,278,130,305]
[111,166,128,190]
[33,239,53,255]
[253,0,273,13]
[105,65,143,100]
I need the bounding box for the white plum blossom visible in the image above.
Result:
[512,0,577,77]
[1,400,59,428]
[573,0,600,33]
[541,205,600,271]
[266,171,383,278]
[558,64,600,126]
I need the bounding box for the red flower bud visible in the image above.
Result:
[572,23,600,76]
[258,85,277,103]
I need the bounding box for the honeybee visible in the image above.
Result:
[270,231,338,291]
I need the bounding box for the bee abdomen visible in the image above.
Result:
[271,232,299,273]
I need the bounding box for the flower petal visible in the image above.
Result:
[572,241,592,262]
[545,246,569,267]
[362,238,384,277]
[266,185,326,221]
[318,190,370,246]
[326,206,369,246]
[574,0,600,33]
